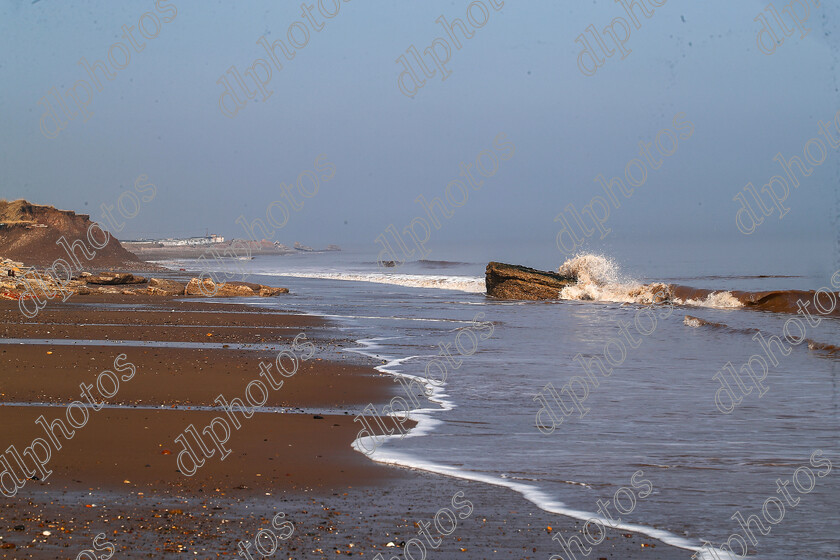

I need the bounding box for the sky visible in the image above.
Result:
[0,0,838,269]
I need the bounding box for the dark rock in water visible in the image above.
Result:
[86,272,146,285]
[381,260,396,268]
[259,285,289,296]
[485,261,574,300]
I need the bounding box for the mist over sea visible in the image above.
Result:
[180,236,840,560]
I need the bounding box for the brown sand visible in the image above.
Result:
[0,408,398,493]
[0,298,407,496]
[0,344,394,408]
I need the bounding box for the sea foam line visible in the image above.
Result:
[269,271,485,293]
[346,335,731,560]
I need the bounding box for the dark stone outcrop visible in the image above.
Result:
[86,273,146,285]
[485,261,574,300]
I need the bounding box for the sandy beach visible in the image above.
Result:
[0,294,690,559]
[3,2,838,556]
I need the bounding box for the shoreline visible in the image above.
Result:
[350,331,706,559]
[0,292,693,559]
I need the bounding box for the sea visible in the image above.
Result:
[158,236,839,560]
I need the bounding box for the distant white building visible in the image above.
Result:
[157,234,225,247]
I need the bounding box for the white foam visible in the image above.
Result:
[345,334,726,560]
[557,255,671,305]
[556,255,744,310]
[154,258,484,293]
[269,272,485,293]
[363,448,721,559]
[677,291,743,309]
[684,316,704,328]
[346,337,454,444]
[558,254,623,285]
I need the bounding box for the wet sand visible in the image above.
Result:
[0,344,395,408]
[0,296,692,559]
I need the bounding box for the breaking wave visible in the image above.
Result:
[556,255,742,309]
[682,315,759,335]
[555,254,840,315]
[806,339,840,355]
[416,259,473,269]
[683,315,719,329]
[684,315,839,357]
[678,291,744,309]
[363,259,472,269]
[270,272,485,293]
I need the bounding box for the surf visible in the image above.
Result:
[556,254,840,316]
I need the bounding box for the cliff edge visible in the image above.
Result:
[0,199,141,268]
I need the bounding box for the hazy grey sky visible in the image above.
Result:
[1,0,837,260]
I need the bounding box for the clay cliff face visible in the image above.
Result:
[0,200,140,267]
